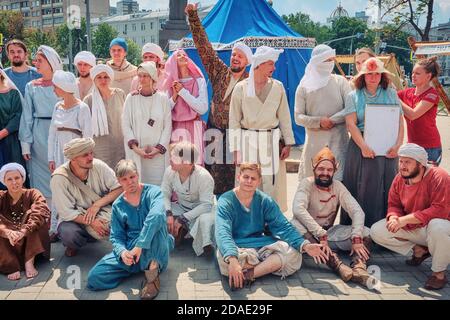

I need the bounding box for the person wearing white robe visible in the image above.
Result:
[229,46,295,212]
[161,141,215,256]
[295,44,351,182]
[122,62,171,185]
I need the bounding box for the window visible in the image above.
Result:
[150,22,153,29]
[132,23,136,31]
[142,36,145,43]
[141,23,145,31]
[53,17,63,24]
[43,18,53,25]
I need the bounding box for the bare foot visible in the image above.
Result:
[149,260,159,272]
[7,271,21,281]
[413,244,429,257]
[25,258,38,279]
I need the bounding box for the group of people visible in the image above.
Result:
[0,3,449,299]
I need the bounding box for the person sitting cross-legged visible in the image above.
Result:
[291,146,373,287]
[87,160,174,300]
[215,162,326,290]
[371,143,450,290]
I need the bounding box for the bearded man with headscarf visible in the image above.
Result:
[50,138,122,257]
[295,44,352,182]
[74,51,96,100]
[229,46,295,212]
[291,147,373,288]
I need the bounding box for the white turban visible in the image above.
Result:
[142,43,164,62]
[90,64,114,137]
[233,42,253,66]
[247,46,283,97]
[398,143,429,167]
[52,70,78,94]
[299,44,336,93]
[138,61,158,82]
[0,163,26,185]
[74,51,96,67]
[38,45,63,72]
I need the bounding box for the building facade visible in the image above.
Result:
[0,0,110,29]
[116,0,138,16]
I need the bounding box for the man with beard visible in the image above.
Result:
[185,3,252,196]
[50,138,123,257]
[291,146,373,287]
[4,39,41,96]
[74,51,96,100]
[371,143,450,290]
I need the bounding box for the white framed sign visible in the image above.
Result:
[364,104,400,156]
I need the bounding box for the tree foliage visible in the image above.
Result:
[282,12,332,44]
[125,38,142,66]
[92,23,118,60]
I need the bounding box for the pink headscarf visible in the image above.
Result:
[161,49,204,91]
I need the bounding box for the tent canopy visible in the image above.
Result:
[170,0,315,145]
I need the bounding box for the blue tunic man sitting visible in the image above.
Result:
[87,159,174,300]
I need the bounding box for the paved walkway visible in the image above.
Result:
[1,116,449,300]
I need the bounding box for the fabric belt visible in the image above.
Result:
[57,127,83,137]
[241,125,279,132]
[36,117,52,120]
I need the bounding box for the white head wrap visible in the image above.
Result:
[63,138,95,160]
[89,64,115,137]
[37,45,63,72]
[232,42,253,66]
[0,163,26,185]
[398,143,429,167]
[299,44,336,93]
[142,43,164,62]
[247,46,283,97]
[74,51,96,67]
[52,70,78,94]
[138,61,158,82]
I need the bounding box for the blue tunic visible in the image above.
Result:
[215,189,305,260]
[4,67,41,97]
[87,184,174,291]
[19,82,60,198]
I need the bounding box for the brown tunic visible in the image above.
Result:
[0,189,50,274]
[188,9,248,194]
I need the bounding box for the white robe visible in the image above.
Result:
[161,165,215,256]
[229,78,295,212]
[122,92,172,185]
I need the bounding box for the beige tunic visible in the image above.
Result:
[291,177,366,240]
[295,74,351,181]
[122,92,172,185]
[84,88,126,169]
[107,60,138,95]
[161,165,215,256]
[229,78,295,212]
[50,159,120,223]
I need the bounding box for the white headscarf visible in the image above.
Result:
[398,143,429,167]
[90,64,115,137]
[299,44,336,93]
[0,163,26,185]
[138,61,158,82]
[37,45,63,72]
[247,46,283,97]
[53,70,78,94]
[233,42,253,66]
[0,68,24,101]
[142,43,164,62]
[74,51,96,67]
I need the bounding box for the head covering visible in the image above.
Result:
[312,146,338,170]
[398,143,429,167]
[63,138,95,160]
[161,49,204,91]
[138,61,159,82]
[0,163,26,185]
[90,64,115,137]
[233,42,253,66]
[37,45,63,72]
[142,43,164,62]
[353,57,393,82]
[247,46,283,97]
[74,51,96,67]
[109,38,128,52]
[52,70,78,94]
[299,44,336,93]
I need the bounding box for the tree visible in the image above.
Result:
[330,17,376,55]
[379,24,413,76]
[23,28,58,56]
[92,23,118,60]
[0,11,25,41]
[370,0,435,41]
[55,18,87,59]
[282,12,332,44]
[125,39,141,66]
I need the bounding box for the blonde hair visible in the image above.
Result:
[354,47,376,62]
[114,159,138,178]
[239,163,262,178]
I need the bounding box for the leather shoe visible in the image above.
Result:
[425,274,448,290]
[64,247,78,257]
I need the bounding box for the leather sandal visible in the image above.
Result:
[406,252,431,266]
[425,274,448,290]
[140,268,160,300]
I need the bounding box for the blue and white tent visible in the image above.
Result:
[169,0,315,144]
